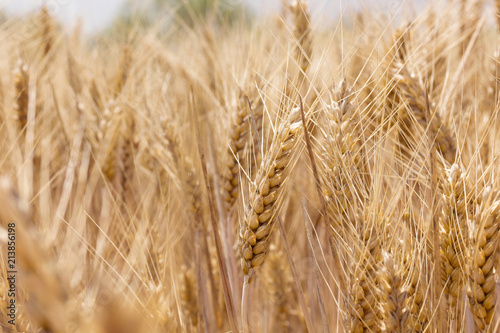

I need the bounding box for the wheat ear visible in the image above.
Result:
[321,80,364,231]
[347,209,383,332]
[222,93,262,210]
[378,250,406,332]
[289,0,312,75]
[467,188,499,331]
[40,6,54,57]
[240,106,303,282]
[114,44,131,97]
[392,62,456,164]
[440,163,472,323]
[13,59,29,133]
[179,266,199,328]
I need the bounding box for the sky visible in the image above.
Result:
[0,0,125,33]
[0,0,423,34]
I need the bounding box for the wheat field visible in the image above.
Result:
[0,0,500,332]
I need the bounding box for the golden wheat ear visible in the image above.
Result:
[320,80,365,233]
[378,250,406,332]
[496,0,500,30]
[240,106,303,282]
[440,163,473,327]
[467,186,499,332]
[39,6,54,57]
[13,59,29,135]
[289,0,312,76]
[221,92,262,211]
[391,60,456,164]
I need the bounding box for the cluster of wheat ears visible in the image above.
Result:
[1,0,500,332]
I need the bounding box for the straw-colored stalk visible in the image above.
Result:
[13,59,30,133]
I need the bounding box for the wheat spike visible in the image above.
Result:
[13,59,29,133]
[100,107,120,181]
[289,0,312,75]
[347,209,383,333]
[222,93,262,210]
[391,61,456,164]
[114,44,132,97]
[378,250,406,332]
[40,6,54,57]
[467,188,499,332]
[115,111,136,210]
[264,248,304,331]
[321,80,364,231]
[240,106,303,282]
[403,265,430,332]
[222,95,250,207]
[180,266,199,328]
[161,119,202,222]
[440,163,472,323]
